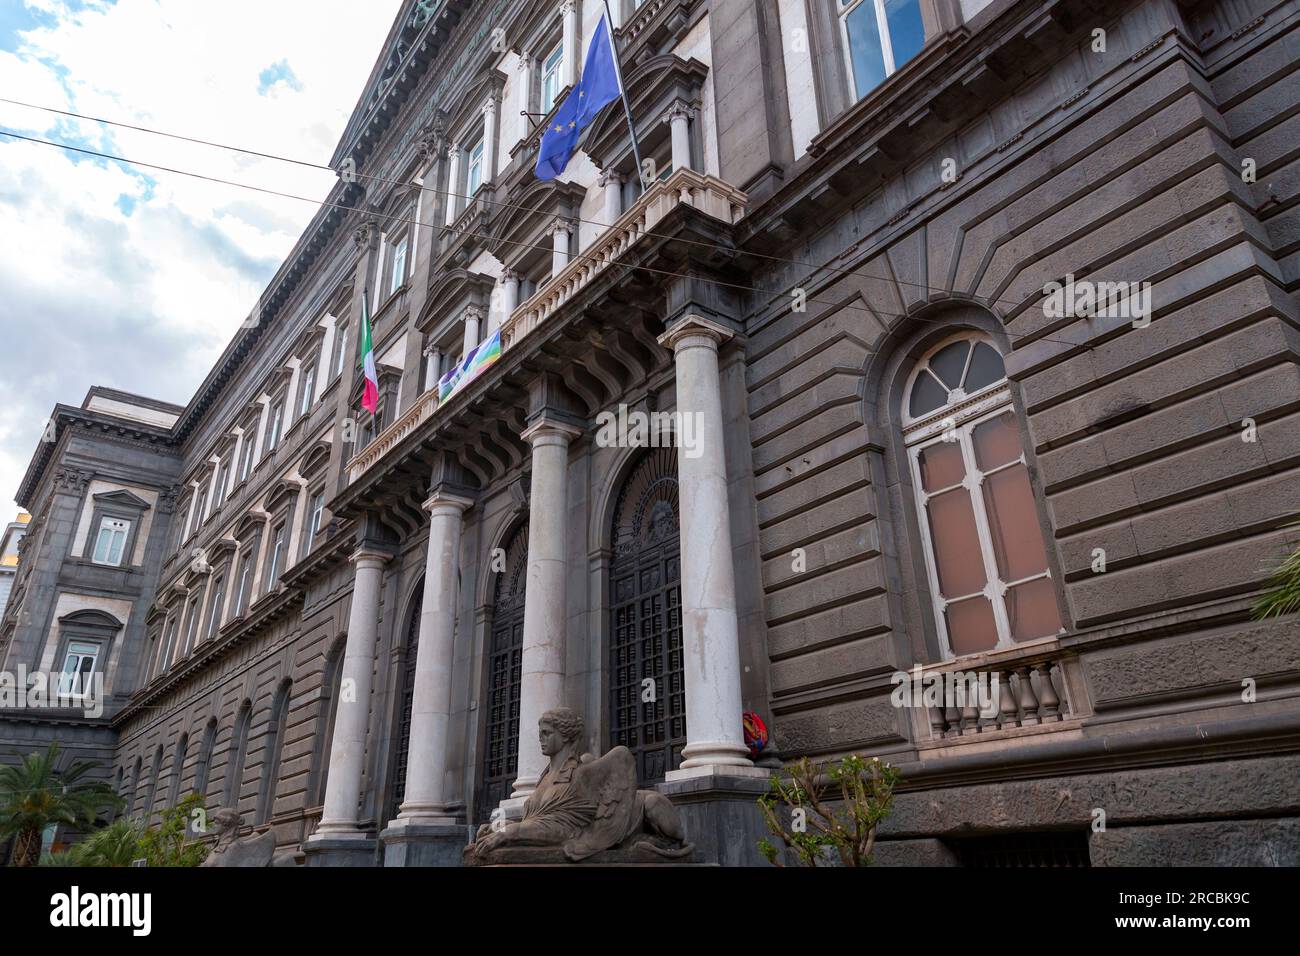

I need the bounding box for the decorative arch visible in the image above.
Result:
[307,635,346,808]
[475,517,529,821]
[257,678,293,825]
[606,446,684,785]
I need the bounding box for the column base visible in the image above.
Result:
[494,795,529,822]
[656,771,773,867]
[392,802,462,828]
[380,820,473,867]
[303,833,378,868]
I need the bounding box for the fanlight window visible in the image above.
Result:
[902,334,1062,658]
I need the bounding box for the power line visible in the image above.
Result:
[1,95,1049,316]
[0,126,1095,353]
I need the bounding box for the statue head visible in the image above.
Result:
[538,707,584,757]
[213,808,242,836]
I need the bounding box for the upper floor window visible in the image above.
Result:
[902,333,1062,659]
[299,362,318,418]
[180,590,203,658]
[206,574,226,640]
[266,398,286,453]
[465,137,485,196]
[265,524,287,591]
[215,455,232,505]
[237,427,257,483]
[91,516,131,566]
[839,0,925,99]
[189,485,208,538]
[303,490,325,556]
[388,235,409,295]
[540,41,564,114]
[58,640,99,697]
[333,319,350,380]
[234,552,256,616]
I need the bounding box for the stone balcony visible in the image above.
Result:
[346,168,748,484]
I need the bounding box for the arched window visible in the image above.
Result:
[903,333,1063,658]
[477,520,528,822]
[308,639,345,808]
[127,757,143,818]
[194,718,219,803]
[143,745,164,823]
[224,700,253,809]
[165,733,189,811]
[257,680,292,824]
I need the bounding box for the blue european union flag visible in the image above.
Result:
[535,12,623,181]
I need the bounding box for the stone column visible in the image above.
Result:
[462,304,483,355]
[314,547,391,835]
[501,269,521,317]
[550,219,574,277]
[666,102,695,173]
[510,418,581,799]
[658,316,757,777]
[423,344,442,392]
[481,96,498,185]
[444,146,462,226]
[599,168,624,225]
[393,491,473,825]
[561,0,579,89]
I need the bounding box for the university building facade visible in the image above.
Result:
[3,0,1298,866]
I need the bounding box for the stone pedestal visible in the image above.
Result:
[302,835,378,868]
[656,771,772,867]
[380,822,472,867]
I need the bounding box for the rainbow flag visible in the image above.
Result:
[438,329,502,406]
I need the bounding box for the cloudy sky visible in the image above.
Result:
[0,0,404,522]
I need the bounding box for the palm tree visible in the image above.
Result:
[41,818,144,867]
[1256,528,1300,620]
[0,743,122,867]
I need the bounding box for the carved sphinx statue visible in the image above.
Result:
[200,808,298,867]
[463,708,695,865]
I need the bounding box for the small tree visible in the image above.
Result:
[136,793,209,867]
[1256,529,1300,620]
[0,744,121,867]
[39,793,209,867]
[757,754,900,867]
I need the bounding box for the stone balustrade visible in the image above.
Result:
[347,168,748,484]
[922,646,1087,740]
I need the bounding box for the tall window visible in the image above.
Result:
[303,490,325,556]
[266,399,285,453]
[238,428,257,483]
[157,616,179,675]
[234,552,255,616]
[388,236,408,295]
[225,702,252,808]
[58,641,99,696]
[265,524,286,591]
[839,0,925,99]
[465,137,485,196]
[91,517,131,566]
[540,41,564,114]
[180,590,204,658]
[189,486,208,537]
[903,333,1062,658]
[206,574,225,640]
[215,456,232,505]
[299,363,317,417]
[333,319,350,379]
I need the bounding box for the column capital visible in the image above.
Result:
[658,313,735,352]
[422,341,442,358]
[599,167,626,188]
[548,216,576,238]
[664,101,696,125]
[462,303,486,325]
[422,489,474,515]
[501,267,522,283]
[350,544,394,568]
[521,416,583,447]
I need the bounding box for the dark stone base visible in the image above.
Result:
[872,838,961,866]
[302,836,378,867]
[380,823,472,867]
[1090,818,1300,866]
[464,837,695,867]
[656,772,772,867]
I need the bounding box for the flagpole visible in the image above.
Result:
[601,0,647,195]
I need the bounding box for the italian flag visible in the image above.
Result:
[360,290,379,415]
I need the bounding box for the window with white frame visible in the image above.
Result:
[902,333,1062,659]
[838,0,925,100]
[333,318,350,380]
[388,235,409,295]
[303,490,325,556]
[91,516,131,566]
[216,455,232,505]
[234,552,256,616]
[540,41,564,114]
[299,362,318,418]
[238,426,257,483]
[465,136,485,196]
[206,574,225,640]
[180,590,203,658]
[265,523,287,591]
[58,641,99,696]
[267,398,286,453]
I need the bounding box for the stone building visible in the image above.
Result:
[0,513,29,618]
[2,0,1298,866]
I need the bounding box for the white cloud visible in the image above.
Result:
[0,0,404,520]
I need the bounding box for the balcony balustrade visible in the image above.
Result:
[346,168,748,484]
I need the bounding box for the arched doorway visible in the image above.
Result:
[477,520,528,821]
[608,447,684,784]
[388,581,422,821]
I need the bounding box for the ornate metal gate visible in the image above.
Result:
[609,448,685,784]
[477,520,528,821]
[388,581,422,821]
